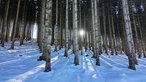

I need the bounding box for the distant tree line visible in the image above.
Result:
[0,0,38,49]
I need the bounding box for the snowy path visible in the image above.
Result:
[1,41,146,82]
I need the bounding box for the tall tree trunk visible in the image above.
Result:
[73,0,79,65]
[137,15,145,58]
[39,0,46,61]
[5,5,13,43]
[107,1,114,55]
[64,0,69,57]
[0,0,5,39]
[138,13,146,58]
[54,0,58,52]
[38,0,45,53]
[59,4,63,49]
[10,0,21,49]
[44,0,52,72]
[91,0,96,58]
[94,0,101,65]
[20,1,29,45]
[132,12,140,58]
[1,0,10,47]
[20,0,28,46]
[122,0,137,70]
[110,1,117,55]
[78,0,82,51]
[102,0,108,55]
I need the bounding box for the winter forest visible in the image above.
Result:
[1,0,146,82]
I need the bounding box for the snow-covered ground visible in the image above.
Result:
[0,41,146,82]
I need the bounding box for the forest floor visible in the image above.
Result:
[0,41,146,82]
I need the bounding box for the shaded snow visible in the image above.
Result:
[0,41,146,82]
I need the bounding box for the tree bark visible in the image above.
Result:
[44,0,52,72]
[26,22,31,41]
[64,0,69,57]
[94,0,101,65]
[91,0,96,58]
[20,0,28,46]
[73,0,79,65]
[59,4,63,49]
[132,12,140,58]
[102,1,108,55]
[122,0,137,70]
[38,0,45,52]
[54,0,58,52]
[10,0,21,49]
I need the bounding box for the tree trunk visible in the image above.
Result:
[10,0,21,49]
[91,0,96,58]
[64,0,69,57]
[39,0,46,54]
[54,0,58,52]
[15,23,20,39]
[73,0,79,65]
[88,29,91,50]
[132,12,140,58]
[102,1,108,55]
[94,0,101,65]
[38,0,45,52]
[59,4,63,49]
[44,0,52,72]
[1,0,10,47]
[107,1,114,55]
[20,0,28,46]
[78,0,82,51]
[26,23,31,41]
[5,20,10,42]
[137,15,145,58]
[0,18,2,38]
[122,0,137,70]
[110,1,117,55]
[39,7,46,61]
